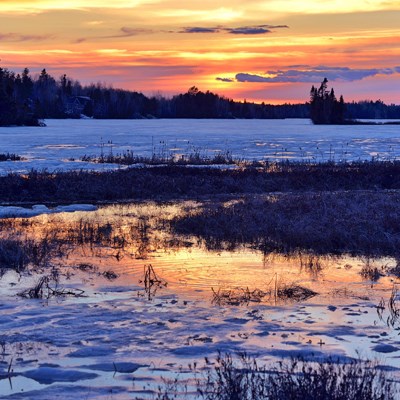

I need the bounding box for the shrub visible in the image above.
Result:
[158,353,397,400]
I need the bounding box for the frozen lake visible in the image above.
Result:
[0,119,400,174]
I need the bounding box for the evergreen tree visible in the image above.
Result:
[310,78,346,124]
[0,67,17,125]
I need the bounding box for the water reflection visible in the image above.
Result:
[0,202,398,306]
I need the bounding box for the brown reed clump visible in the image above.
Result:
[171,191,400,258]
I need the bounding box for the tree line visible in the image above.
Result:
[0,66,399,126]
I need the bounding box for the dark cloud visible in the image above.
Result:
[235,73,269,82]
[0,33,50,42]
[179,24,288,35]
[227,27,271,34]
[101,27,153,39]
[180,27,219,33]
[120,27,151,36]
[287,64,309,69]
[216,77,235,82]
[227,25,288,35]
[230,66,400,83]
[380,68,397,75]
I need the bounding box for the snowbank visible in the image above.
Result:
[0,204,97,218]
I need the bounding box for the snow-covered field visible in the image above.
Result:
[1,204,400,399]
[0,119,400,174]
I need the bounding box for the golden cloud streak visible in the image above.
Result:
[258,0,400,15]
[156,7,242,21]
[0,0,160,13]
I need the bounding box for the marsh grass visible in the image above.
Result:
[387,286,400,327]
[0,239,30,271]
[102,269,119,280]
[17,274,85,299]
[389,262,400,278]
[0,237,58,271]
[0,153,23,162]
[359,260,385,281]
[277,284,318,302]
[377,286,400,328]
[156,353,397,400]
[0,206,177,274]
[299,254,324,277]
[73,263,118,280]
[171,192,400,257]
[211,287,267,306]
[66,220,114,246]
[0,223,112,273]
[139,264,167,300]
[1,160,400,203]
[211,282,317,306]
[80,149,237,166]
[0,219,124,273]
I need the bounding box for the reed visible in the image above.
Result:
[156,353,397,400]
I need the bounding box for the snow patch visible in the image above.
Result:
[67,346,116,358]
[372,344,400,353]
[81,362,145,373]
[0,204,97,218]
[23,367,98,384]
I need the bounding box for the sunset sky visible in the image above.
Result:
[1,0,399,104]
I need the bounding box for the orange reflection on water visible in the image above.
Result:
[0,202,398,307]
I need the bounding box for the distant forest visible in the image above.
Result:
[1,66,400,126]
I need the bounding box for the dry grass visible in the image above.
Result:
[359,260,385,281]
[0,207,171,273]
[171,191,400,257]
[377,285,400,328]
[80,149,237,166]
[17,274,85,299]
[0,237,58,271]
[156,353,397,400]
[139,264,167,300]
[211,283,317,306]
[0,153,24,162]
[211,287,267,306]
[277,284,317,302]
[1,160,400,203]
